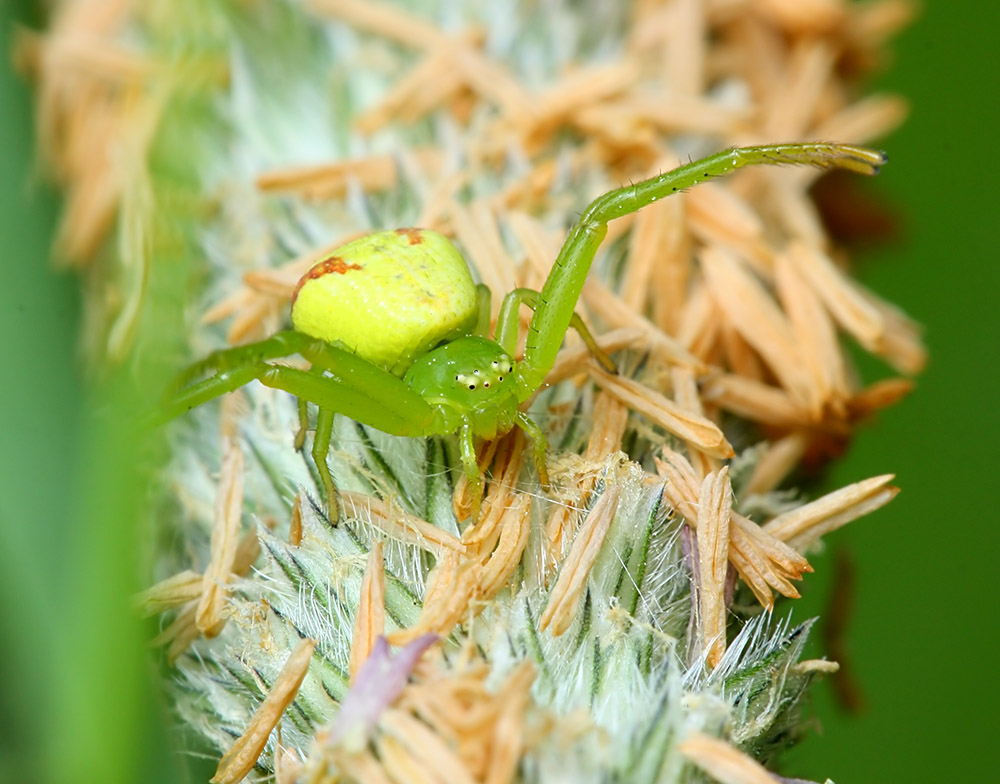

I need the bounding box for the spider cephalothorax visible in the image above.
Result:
[166,143,886,520]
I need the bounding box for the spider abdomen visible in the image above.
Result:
[291,229,478,376]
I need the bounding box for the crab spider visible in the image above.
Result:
[165,143,885,521]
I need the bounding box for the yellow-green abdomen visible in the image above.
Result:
[291,229,478,376]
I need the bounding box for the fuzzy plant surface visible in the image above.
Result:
[27,0,922,782]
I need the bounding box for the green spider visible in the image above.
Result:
[166,143,885,521]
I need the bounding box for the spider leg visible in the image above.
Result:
[172,330,307,389]
[458,422,483,522]
[163,330,338,421]
[312,405,337,519]
[495,288,617,375]
[514,411,550,488]
[294,396,310,451]
[516,143,886,396]
[473,283,492,338]
[162,361,275,421]
[167,333,440,521]
[256,362,437,522]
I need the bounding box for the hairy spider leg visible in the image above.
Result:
[165,330,435,428]
[163,330,310,420]
[514,142,886,398]
[460,284,616,498]
[455,410,549,521]
[494,288,617,375]
[513,411,550,487]
[473,283,493,337]
[168,330,439,519]
[457,421,481,521]
[261,337,439,520]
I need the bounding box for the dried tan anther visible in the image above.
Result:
[544,397,628,569]
[154,605,201,665]
[197,442,245,637]
[582,392,631,465]
[678,730,786,784]
[622,181,688,317]
[386,550,481,646]
[763,474,899,552]
[671,365,719,480]
[458,434,527,547]
[477,494,533,601]
[700,245,815,411]
[451,201,518,309]
[794,658,841,674]
[142,526,259,661]
[289,492,303,547]
[453,44,537,123]
[541,481,623,636]
[518,60,640,153]
[812,93,910,149]
[696,468,732,669]
[848,376,914,421]
[340,491,465,557]
[378,708,478,784]
[762,38,836,140]
[256,148,443,201]
[788,242,926,374]
[656,449,810,608]
[773,249,850,418]
[16,2,150,268]
[212,638,316,784]
[350,541,386,680]
[507,210,563,291]
[226,296,284,347]
[134,570,202,617]
[591,367,734,460]
[484,661,536,784]
[354,35,479,134]
[452,436,504,522]
[319,650,536,784]
[305,0,450,50]
[582,278,703,371]
[674,278,720,361]
[328,749,393,784]
[274,745,304,784]
[687,181,767,257]
[460,424,532,528]
[700,372,814,430]
[743,432,811,496]
[381,440,530,641]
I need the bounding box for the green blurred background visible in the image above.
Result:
[1,2,996,782]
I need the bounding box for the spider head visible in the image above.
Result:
[404,337,519,434]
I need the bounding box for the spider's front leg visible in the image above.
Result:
[514,142,887,396]
[162,330,309,421]
[167,333,438,523]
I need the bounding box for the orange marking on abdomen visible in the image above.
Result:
[395,227,424,245]
[291,255,363,306]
